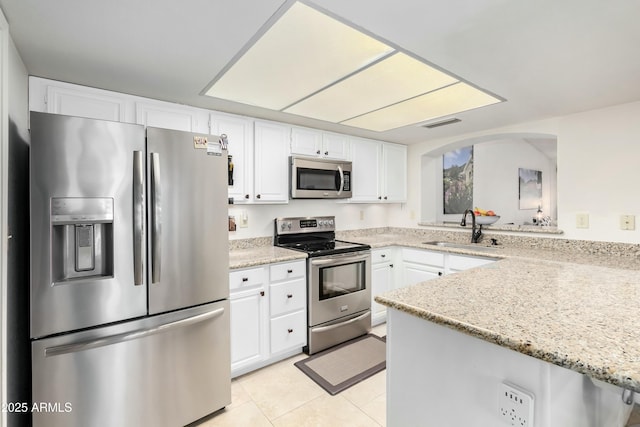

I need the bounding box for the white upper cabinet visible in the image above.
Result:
[350,138,381,202]
[46,86,128,122]
[291,127,350,159]
[211,113,254,204]
[291,127,322,157]
[135,100,210,133]
[253,121,291,203]
[382,142,408,202]
[30,77,133,122]
[322,132,350,159]
[349,138,407,203]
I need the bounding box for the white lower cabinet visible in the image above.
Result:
[230,259,306,377]
[448,254,496,274]
[403,263,443,285]
[268,260,306,355]
[229,267,268,377]
[371,247,397,326]
[270,311,306,354]
[402,248,445,287]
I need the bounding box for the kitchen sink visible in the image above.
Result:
[422,241,499,253]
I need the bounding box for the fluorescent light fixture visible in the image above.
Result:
[342,83,502,132]
[203,1,504,132]
[284,52,458,123]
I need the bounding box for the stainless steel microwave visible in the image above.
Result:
[290,156,352,199]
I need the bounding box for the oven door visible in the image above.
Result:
[308,251,371,327]
[290,156,352,199]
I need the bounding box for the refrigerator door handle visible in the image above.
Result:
[150,152,162,284]
[133,151,145,286]
[44,307,226,357]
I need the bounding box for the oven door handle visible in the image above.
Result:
[312,311,370,334]
[310,252,370,266]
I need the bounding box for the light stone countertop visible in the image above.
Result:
[229,245,307,269]
[229,228,640,392]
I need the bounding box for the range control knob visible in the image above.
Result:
[280,221,292,230]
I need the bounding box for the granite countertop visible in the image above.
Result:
[367,233,640,394]
[229,245,307,269]
[229,228,640,392]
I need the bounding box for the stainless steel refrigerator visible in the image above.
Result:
[29,112,231,427]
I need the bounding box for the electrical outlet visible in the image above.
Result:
[576,213,589,229]
[359,210,364,221]
[498,382,534,426]
[620,215,635,230]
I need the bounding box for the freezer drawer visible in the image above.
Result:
[31,300,231,427]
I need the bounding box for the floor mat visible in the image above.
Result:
[294,334,386,395]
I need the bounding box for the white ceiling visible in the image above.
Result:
[1,0,639,145]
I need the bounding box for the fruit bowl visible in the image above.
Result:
[475,215,500,225]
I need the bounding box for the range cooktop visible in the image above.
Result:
[274,216,370,257]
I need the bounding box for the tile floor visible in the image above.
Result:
[196,324,387,427]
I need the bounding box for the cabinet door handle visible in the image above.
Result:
[378,196,382,200]
[438,271,443,276]
[244,194,249,199]
[381,254,386,258]
[288,328,293,333]
[287,269,293,273]
[256,194,261,199]
[287,294,293,299]
[242,277,248,282]
[324,151,328,156]
[390,264,394,268]
[384,196,388,200]
[260,291,265,296]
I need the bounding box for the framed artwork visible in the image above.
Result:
[519,168,542,209]
[443,146,473,214]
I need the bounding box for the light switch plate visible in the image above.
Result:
[576,213,589,229]
[620,215,635,230]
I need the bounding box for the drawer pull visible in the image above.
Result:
[288,328,293,333]
[287,269,293,273]
[241,277,248,282]
[381,254,386,258]
[286,294,293,299]
[260,291,265,296]
[438,271,443,276]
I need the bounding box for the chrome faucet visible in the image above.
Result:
[460,209,482,243]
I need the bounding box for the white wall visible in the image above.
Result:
[399,102,640,243]
[229,200,391,239]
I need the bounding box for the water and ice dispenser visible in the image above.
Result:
[50,197,114,283]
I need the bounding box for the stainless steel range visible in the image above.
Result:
[274,216,371,354]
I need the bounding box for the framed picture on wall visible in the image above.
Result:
[443,146,473,214]
[519,168,542,209]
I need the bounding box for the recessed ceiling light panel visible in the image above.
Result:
[284,52,459,122]
[203,0,504,132]
[341,82,502,132]
[204,2,393,110]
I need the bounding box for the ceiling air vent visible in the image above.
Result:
[422,117,461,129]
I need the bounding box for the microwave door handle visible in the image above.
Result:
[337,165,344,195]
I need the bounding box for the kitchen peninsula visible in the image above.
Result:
[370,231,640,426]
